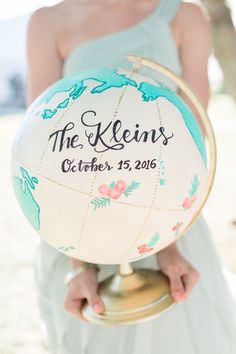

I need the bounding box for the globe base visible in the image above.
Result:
[81,266,176,326]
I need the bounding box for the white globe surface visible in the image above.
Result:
[12,66,207,264]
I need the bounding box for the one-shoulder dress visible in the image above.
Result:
[34,1,236,353]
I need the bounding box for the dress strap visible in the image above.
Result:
[156,0,182,22]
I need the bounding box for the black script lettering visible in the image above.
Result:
[81,110,124,152]
[111,123,173,145]
[49,122,83,152]
[61,157,113,173]
[61,158,74,172]
[80,110,174,153]
[110,120,122,142]
[159,127,174,145]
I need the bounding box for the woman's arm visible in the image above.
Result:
[178,2,211,109]
[27,9,87,271]
[26,8,62,105]
[27,9,104,318]
[156,2,211,302]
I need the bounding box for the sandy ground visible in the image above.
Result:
[0,94,236,354]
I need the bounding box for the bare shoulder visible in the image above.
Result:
[28,7,54,31]
[176,1,210,33]
[27,3,67,39]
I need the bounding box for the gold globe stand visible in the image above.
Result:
[82,263,175,326]
[82,54,217,326]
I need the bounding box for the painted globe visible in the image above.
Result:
[12,66,207,264]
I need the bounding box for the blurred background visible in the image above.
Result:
[0,0,236,353]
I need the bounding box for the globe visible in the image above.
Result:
[12,65,208,265]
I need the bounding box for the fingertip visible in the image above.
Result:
[169,276,185,301]
[172,290,186,302]
[93,300,105,314]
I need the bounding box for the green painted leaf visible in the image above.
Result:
[90,197,111,210]
[59,246,68,251]
[110,181,115,188]
[123,180,140,197]
[147,233,160,247]
[189,174,199,197]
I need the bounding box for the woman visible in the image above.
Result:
[27,0,236,353]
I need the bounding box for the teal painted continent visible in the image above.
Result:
[33,66,206,165]
[13,167,40,231]
[34,67,137,119]
[138,81,206,165]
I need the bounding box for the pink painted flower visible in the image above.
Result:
[108,188,122,199]
[172,222,183,232]
[138,245,147,254]
[98,184,110,196]
[138,244,154,254]
[115,180,127,192]
[182,197,192,209]
[182,195,197,209]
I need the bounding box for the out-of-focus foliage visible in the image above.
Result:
[203,0,236,101]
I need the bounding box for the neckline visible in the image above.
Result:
[63,0,163,66]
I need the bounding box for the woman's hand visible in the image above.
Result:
[64,267,105,321]
[157,243,200,302]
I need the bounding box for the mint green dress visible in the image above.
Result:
[34,1,236,353]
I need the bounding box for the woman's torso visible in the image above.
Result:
[38,0,184,272]
[57,0,183,88]
[56,0,180,59]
